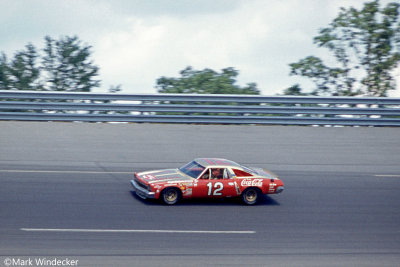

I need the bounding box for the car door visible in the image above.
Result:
[192,168,238,198]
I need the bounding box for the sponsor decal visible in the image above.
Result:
[179,183,193,196]
[234,182,241,194]
[148,178,191,184]
[179,183,186,190]
[167,180,191,184]
[182,188,192,196]
[241,179,263,187]
[269,183,276,193]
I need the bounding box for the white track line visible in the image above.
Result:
[374,174,400,177]
[0,170,131,174]
[20,228,255,234]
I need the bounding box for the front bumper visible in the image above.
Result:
[130,179,156,199]
[275,186,284,194]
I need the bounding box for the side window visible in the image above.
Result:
[210,168,224,179]
[199,169,210,179]
[233,169,253,177]
[199,168,232,179]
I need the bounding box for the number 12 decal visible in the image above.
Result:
[207,182,224,196]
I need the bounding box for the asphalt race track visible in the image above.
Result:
[1,122,399,266]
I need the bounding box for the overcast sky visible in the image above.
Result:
[1,0,399,96]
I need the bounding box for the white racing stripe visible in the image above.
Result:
[374,174,400,177]
[0,170,131,174]
[20,228,255,234]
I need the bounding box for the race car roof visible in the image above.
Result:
[194,158,242,168]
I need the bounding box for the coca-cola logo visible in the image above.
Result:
[240,179,263,187]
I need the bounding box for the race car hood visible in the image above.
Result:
[135,169,193,184]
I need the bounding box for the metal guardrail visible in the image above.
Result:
[1,90,400,126]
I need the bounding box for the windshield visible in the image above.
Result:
[179,161,205,178]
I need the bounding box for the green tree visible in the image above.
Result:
[0,53,12,90]
[156,66,260,95]
[8,44,41,91]
[42,35,100,92]
[0,36,101,92]
[283,84,310,96]
[289,0,400,96]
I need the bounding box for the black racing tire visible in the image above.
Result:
[161,187,181,205]
[241,188,261,205]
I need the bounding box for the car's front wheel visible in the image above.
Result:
[161,187,181,205]
[241,188,260,205]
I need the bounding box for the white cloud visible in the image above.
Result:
[95,3,263,92]
[94,0,369,94]
[95,0,299,94]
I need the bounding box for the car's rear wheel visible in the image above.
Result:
[241,188,260,205]
[161,187,181,205]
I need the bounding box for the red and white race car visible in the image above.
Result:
[130,158,284,205]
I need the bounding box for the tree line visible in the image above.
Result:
[0,36,101,92]
[1,0,399,97]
